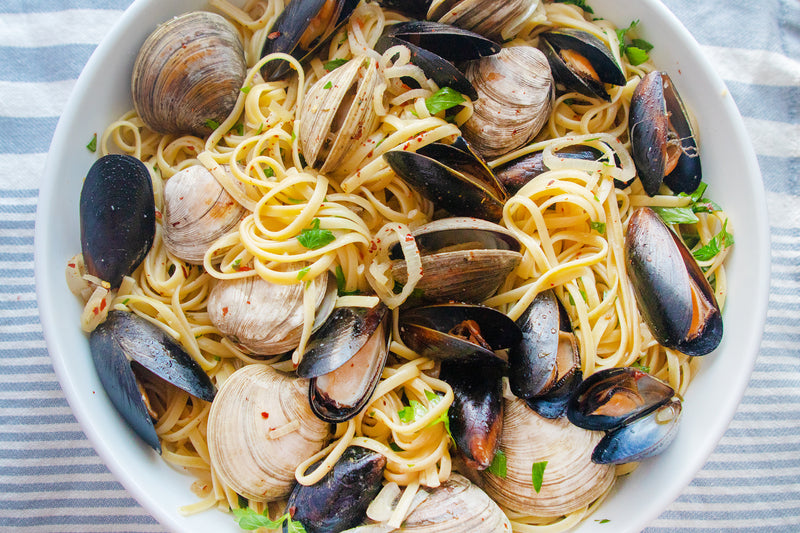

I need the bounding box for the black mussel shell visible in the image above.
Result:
[389,217,520,260]
[375,34,478,100]
[399,303,521,364]
[386,20,501,63]
[440,359,503,470]
[495,145,604,195]
[375,0,432,20]
[89,311,216,453]
[625,207,722,356]
[567,366,675,431]
[287,446,387,533]
[539,29,625,101]
[384,139,507,222]
[80,154,155,289]
[629,71,701,196]
[592,397,682,464]
[525,367,582,419]
[261,0,359,80]
[508,291,560,398]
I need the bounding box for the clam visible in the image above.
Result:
[80,154,155,289]
[131,12,247,136]
[629,71,701,195]
[427,0,540,42]
[297,303,390,423]
[89,310,216,453]
[567,367,682,465]
[260,0,360,81]
[298,57,381,175]
[388,217,523,304]
[495,145,604,195]
[462,46,555,159]
[481,397,615,517]
[207,364,331,501]
[207,272,337,356]
[539,29,626,101]
[162,165,246,265]
[287,446,387,533]
[625,207,722,356]
[384,139,508,223]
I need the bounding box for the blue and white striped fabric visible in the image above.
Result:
[2,0,797,531]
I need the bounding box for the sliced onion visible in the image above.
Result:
[365,222,422,309]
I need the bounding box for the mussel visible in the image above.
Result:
[625,207,722,356]
[287,446,387,533]
[538,29,626,101]
[494,145,604,195]
[462,46,555,158]
[131,12,247,136]
[629,71,701,195]
[80,154,155,289]
[388,217,522,304]
[297,303,390,423]
[89,310,216,453]
[207,364,331,501]
[567,366,682,464]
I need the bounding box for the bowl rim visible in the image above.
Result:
[34,0,771,532]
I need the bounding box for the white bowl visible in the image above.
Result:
[34,0,770,531]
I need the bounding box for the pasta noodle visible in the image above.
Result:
[67,0,733,531]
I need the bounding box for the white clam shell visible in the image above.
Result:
[429,0,540,41]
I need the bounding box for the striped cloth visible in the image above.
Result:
[2,0,797,531]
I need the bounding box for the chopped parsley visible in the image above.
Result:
[232,509,307,532]
[425,87,465,116]
[323,81,333,89]
[232,258,242,271]
[693,219,734,261]
[630,361,651,373]
[234,122,244,136]
[595,519,611,524]
[255,123,264,135]
[487,449,507,478]
[240,85,251,94]
[297,218,335,250]
[617,20,654,66]
[653,182,722,224]
[389,442,404,452]
[398,400,428,423]
[324,58,349,71]
[86,133,97,152]
[205,118,220,130]
[554,0,594,14]
[590,221,606,234]
[531,461,548,493]
[335,265,359,296]
[296,266,311,280]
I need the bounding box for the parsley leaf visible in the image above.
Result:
[616,20,640,53]
[590,221,606,234]
[240,86,251,94]
[398,400,427,423]
[630,361,651,373]
[296,266,311,280]
[693,219,734,261]
[234,122,244,136]
[324,58,348,71]
[631,38,654,52]
[531,461,548,493]
[488,449,507,478]
[596,519,611,524]
[323,81,333,89]
[554,0,594,14]
[297,219,335,250]
[625,46,650,66]
[652,206,699,224]
[205,119,220,130]
[232,509,307,532]
[86,133,97,152]
[335,265,359,296]
[425,87,465,115]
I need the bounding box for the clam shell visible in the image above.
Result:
[207,364,330,501]
[131,12,246,136]
[428,0,539,42]
[481,397,615,517]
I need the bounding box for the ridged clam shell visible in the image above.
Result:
[131,12,246,136]
[428,0,539,41]
[162,165,246,264]
[207,364,330,501]
[481,397,615,517]
[462,46,554,159]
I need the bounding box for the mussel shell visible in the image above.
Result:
[89,310,216,453]
[131,12,246,136]
[525,367,582,419]
[80,154,155,289]
[495,146,604,195]
[440,359,503,469]
[567,366,676,431]
[625,207,722,356]
[386,20,501,63]
[508,290,560,399]
[629,71,701,195]
[539,29,625,101]
[592,398,682,464]
[375,0,432,20]
[399,303,521,364]
[287,446,387,533]
[260,0,360,81]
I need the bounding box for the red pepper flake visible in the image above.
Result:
[261,412,269,419]
[92,306,99,315]
[67,263,75,268]
[238,266,252,272]
[99,299,106,311]
[405,233,414,242]
[181,266,189,277]
[547,180,555,186]
[268,31,281,40]
[155,210,162,220]
[222,307,229,317]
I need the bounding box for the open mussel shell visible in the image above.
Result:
[629,71,702,195]
[389,217,522,304]
[132,12,246,136]
[495,145,604,195]
[207,364,331,501]
[80,154,155,289]
[384,140,507,223]
[625,207,722,356]
[399,303,521,364]
[567,366,676,431]
[375,0,432,20]
[481,397,615,517]
[260,0,360,81]
[539,28,626,101]
[440,359,503,469]
[299,304,390,423]
[287,446,387,533]
[386,20,501,63]
[592,397,682,464]
[89,310,216,453]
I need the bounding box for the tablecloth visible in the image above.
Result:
[2,0,798,531]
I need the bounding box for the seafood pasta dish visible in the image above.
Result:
[66,0,734,531]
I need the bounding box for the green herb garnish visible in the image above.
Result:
[324,58,348,71]
[554,0,594,14]
[86,133,97,152]
[296,266,311,280]
[323,81,333,89]
[398,400,427,423]
[205,119,220,130]
[255,123,264,135]
[232,509,307,532]
[596,519,611,524]
[234,123,244,136]
[488,449,507,478]
[240,86,251,94]
[389,442,404,452]
[297,218,335,250]
[617,20,653,65]
[335,265,359,296]
[122,298,130,305]
[590,221,606,234]
[232,258,242,271]
[693,219,734,261]
[625,46,650,66]
[630,361,651,373]
[531,461,548,493]
[425,87,465,115]
[652,206,699,224]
